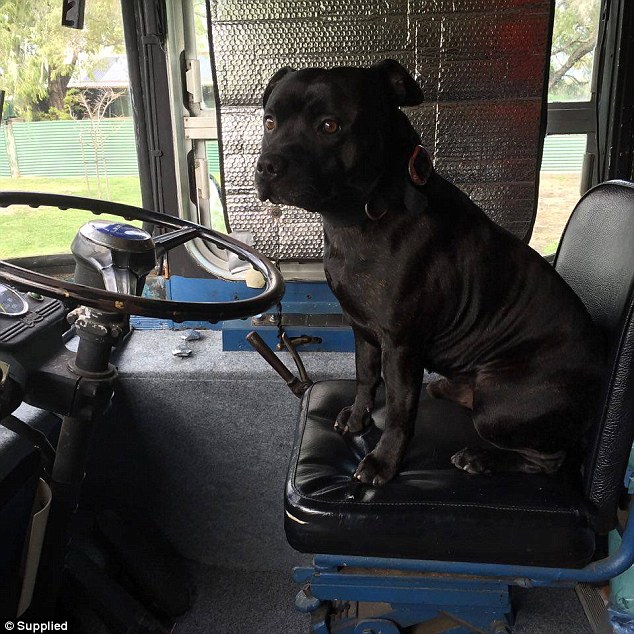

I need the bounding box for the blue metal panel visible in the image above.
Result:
[167,276,266,331]
[222,322,353,352]
[312,519,634,588]
[294,566,512,634]
[130,316,173,330]
[307,569,510,608]
[166,276,354,350]
[167,276,340,308]
[130,275,172,330]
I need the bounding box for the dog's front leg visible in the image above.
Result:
[354,345,423,485]
[335,327,382,434]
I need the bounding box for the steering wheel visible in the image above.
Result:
[0,192,284,323]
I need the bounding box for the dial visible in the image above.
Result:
[0,283,29,317]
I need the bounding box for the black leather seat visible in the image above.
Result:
[285,180,634,568]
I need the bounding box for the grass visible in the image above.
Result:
[0,174,226,259]
[0,176,144,259]
[530,172,582,255]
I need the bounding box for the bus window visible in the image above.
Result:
[531,0,602,256]
[191,0,225,231]
[0,0,142,260]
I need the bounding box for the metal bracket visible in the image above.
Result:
[185,59,202,105]
[252,313,349,328]
[195,158,210,201]
[61,0,85,29]
[184,116,218,140]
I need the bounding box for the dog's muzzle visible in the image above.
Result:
[255,152,289,202]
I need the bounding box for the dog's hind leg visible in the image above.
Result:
[451,374,574,475]
[426,377,474,409]
[451,445,566,475]
[335,326,382,434]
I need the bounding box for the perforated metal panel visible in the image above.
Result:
[209,0,554,260]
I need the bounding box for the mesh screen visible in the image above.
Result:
[209,0,553,260]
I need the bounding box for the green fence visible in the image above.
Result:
[4,119,139,177]
[0,119,220,178]
[541,134,586,172]
[0,130,10,177]
[0,119,581,178]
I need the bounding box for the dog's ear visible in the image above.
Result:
[372,59,424,107]
[263,67,295,107]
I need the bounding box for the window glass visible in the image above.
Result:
[0,0,141,259]
[191,0,225,231]
[531,135,586,255]
[193,0,215,112]
[548,0,602,102]
[532,0,602,255]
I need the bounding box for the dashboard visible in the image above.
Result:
[0,282,67,351]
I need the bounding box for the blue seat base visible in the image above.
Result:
[294,563,512,634]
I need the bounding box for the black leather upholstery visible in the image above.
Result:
[555,181,634,532]
[284,180,634,567]
[286,381,594,567]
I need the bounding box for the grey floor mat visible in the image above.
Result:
[174,565,305,633]
[173,565,592,634]
[513,586,592,634]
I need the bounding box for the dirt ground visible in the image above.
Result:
[530,172,582,255]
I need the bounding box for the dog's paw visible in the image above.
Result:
[451,447,494,476]
[334,406,370,434]
[354,452,397,486]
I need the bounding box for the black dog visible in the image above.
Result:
[255,59,602,485]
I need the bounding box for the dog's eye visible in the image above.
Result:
[264,116,276,131]
[320,119,340,135]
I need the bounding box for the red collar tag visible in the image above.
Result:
[408,145,432,186]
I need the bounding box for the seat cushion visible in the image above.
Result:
[285,380,595,568]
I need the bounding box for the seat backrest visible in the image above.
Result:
[554,180,634,533]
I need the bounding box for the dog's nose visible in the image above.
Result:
[256,153,287,181]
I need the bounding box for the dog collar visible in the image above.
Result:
[408,145,433,186]
[364,200,387,221]
[364,144,432,221]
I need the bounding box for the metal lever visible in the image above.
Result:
[278,332,311,383]
[246,331,312,397]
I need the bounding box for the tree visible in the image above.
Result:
[75,87,125,198]
[549,0,601,101]
[0,0,123,120]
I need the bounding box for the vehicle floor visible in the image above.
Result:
[83,329,593,633]
[173,564,592,633]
